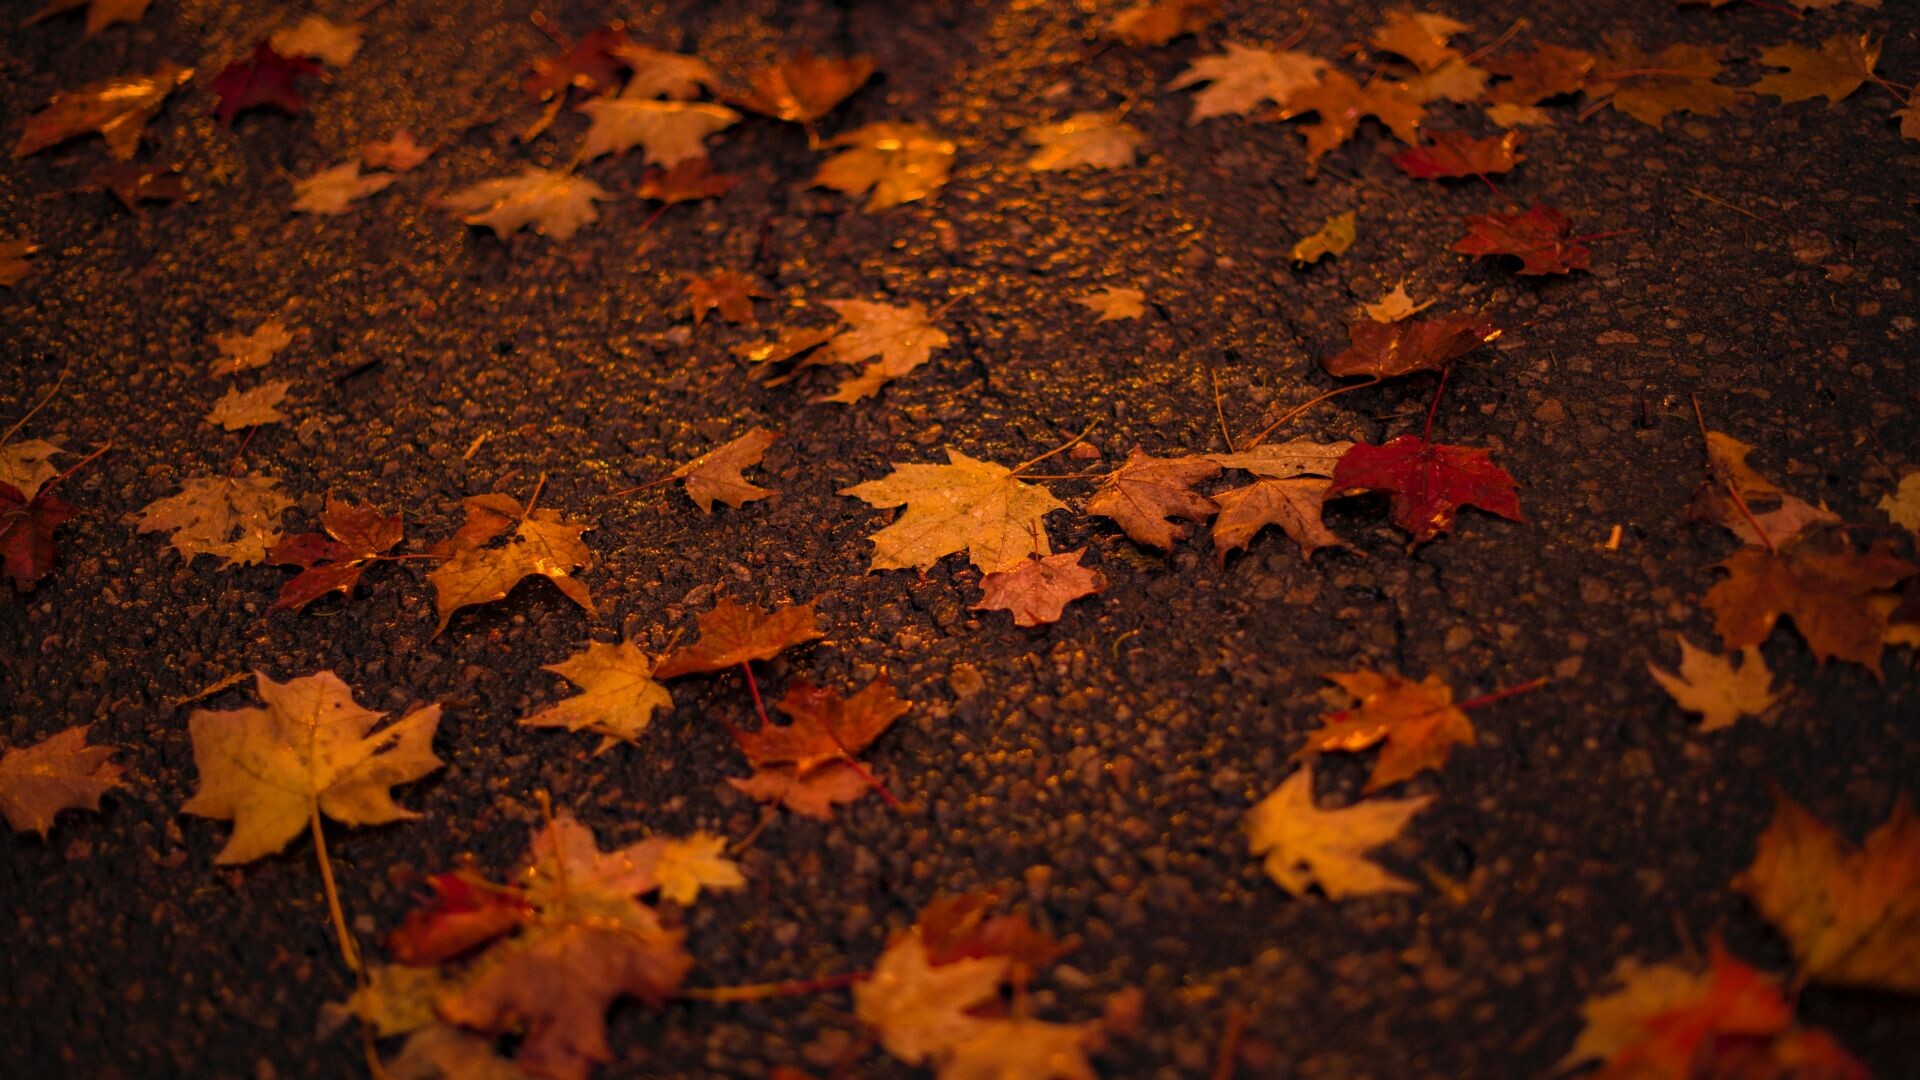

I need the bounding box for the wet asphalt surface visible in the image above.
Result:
[3,0,1919,1076]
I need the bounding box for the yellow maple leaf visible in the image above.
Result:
[843,449,1066,573]
[650,832,746,905]
[205,380,292,431]
[575,98,740,165]
[1297,670,1473,790]
[1646,635,1780,732]
[521,640,672,746]
[1168,42,1325,121]
[1024,111,1143,171]
[133,472,292,566]
[817,299,951,403]
[0,724,123,837]
[666,427,778,512]
[429,493,595,633]
[1291,211,1357,264]
[1752,33,1880,106]
[1246,764,1431,898]
[854,935,1011,1065]
[812,121,956,212]
[1076,285,1145,322]
[941,1017,1097,1080]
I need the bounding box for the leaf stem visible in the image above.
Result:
[1,371,66,447]
[35,442,111,498]
[1454,674,1550,712]
[1241,378,1378,449]
[1689,393,1777,556]
[309,807,361,972]
[1010,419,1099,476]
[674,970,867,1002]
[1420,367,1451,442]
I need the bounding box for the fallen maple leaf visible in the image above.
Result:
[1328,435,1523,543]
[1692,431,1839,549]
[1369,10,1470,74]
[440,168,614,241]
[728,762,872,819]
[652,427,778,512]
[1024,111,1144,171]
[1,480,78,591]
[1,238,39,287]
[212,42,322,127]
[637,158,736,204]
[269,15,364,67]
[844,450,1067,573]
[292,161,396,215]
[269,497,404,611]
[815,299,952,402]
[1452,204,1591,276]
[205,380,291,430]
[1298,670,1473,791]
[1647,636,1780,732]
[613,44,714,100]
[1087,448,1220,550]
[1703,539,1916,673]
[1397,57,1489,106]
[1753,33,1880,106]
[811,122,957,212]
[182,670,442,864]
[1108,0,1219,48]
[686,271,768,328]
[731,678,907,776]
[385,872,534,966]
[973,549,1105,627]
[913,893,1076,971]
[0,725,123,837]
[523,26,632,102]
[1897,88,1920,143]
[0,439,62,498]
[855,935,1010,1066]
[1291,211,1356,264]
[1735,791,1920,993]
[22,0,151,39]
[428,492,595,633]
[1266,70,1424,176]
[210,317,294,376]
[1392,130,1525,179]
[1207,438,1352,479]
[81,161,190,212]
[1881,474,1920,535]
[13,61,193,160]
[944,1019,1097,1080]
[1586,38,1740,128]
[521,640,673,746]
[1321,312,1499,380]
[734,325,838,375]
[1246,764,1431,899]
[362,131,433,172]
[653,596,823,679]
[1077,285,1145,322]
[134,472,292,566]
[726,50,874,123]
[1485,44,1595,106]
[1168,42,1326,121]
[576,98,740,164]
[1212,477,1346,563]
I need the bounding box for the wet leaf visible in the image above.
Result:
[269,497,404,612]
[1076,285,1145,322]
[973,549,1105,626]
[292,161,396,215]
[1752,33,1879,106]
[843,450,1067,572]
[0,725,123,837]
[576,98,739,164]
[210,318,294,376]
[268,15,364,67]
[428,493,595,633]
[726,50,874,123]
[1391,130,1525,179]
[1107,0,1219,48]
[205,380,291,430]
[1586,38,1739,128]
[22,0,151,39]
[386,872,534,966]
[1246,764,1431,899]
[1207,438,1351,479]
[1211,477,1346,562]
[732,679,907,774]
[0,439,63,499]
[662,427,778,512]
[1267,70,1424,176]
[134,472,292,566]
[1298,670,1472,791]
[0,480,76,590]
[362,131,433,172]
[1485,44,1595,106]
[13,61,193,160]
[943,1019,1097,1080]
[440,168,614,241]
[81,161,190,211]
[1290,211,1356,264]
[1453,203,1590,276]
[637,158,736,204]
[1328,435,1524,543]
[686,271,769,328]
[1368,10,1470,73]
[1880,474,1920,535]
[1703,540,1916,673]
[1,237,39,287]
[1321,312,1500,380]
[1360,283,1433,323]
[855,936,1010,1066]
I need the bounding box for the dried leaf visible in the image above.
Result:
[428,494,595,633]
[942,1018,1097,1080]
[385,871,533,965]
[576,98,739,164]
[1168,42,1326,121]
[14,61,192,160]
[1453,204,1590,275]
[1076,286,1145,322]
[612,44,714,100]
[653,596,823,678]
[727,51,874,123]
[637,158,736,204]
[973,549,1105,627]
[82,161,190,211]
[1369,10,1470,73]
[1024,111,1144,171]
[1880,474,1920,535]
[522,640,673,745]
[1752,34,1880,106]
[1246,764,1431,899]
[440,168,613,241]
[1291,211,1356,265]
[362,131,433,172]
[686,270,768,328]
[666,427,778,512]
[855,936,1010,1066]
[1703,540,1916,673]
[1392,130,1525,179]
[1,237,39,287]
[269,498,404,611]
[268,15,364,67]
[1586,38,1739,128]
[811,122,956,212]
[1647,636,1780,732]
[0,439,63,498]
[1328,436,1524,543]
[205,380,291,430]
[1360,283,1434,323]
[292,161,396,215]
[1267,70,1424,176]
[1485,45,1594,105]
[210,318,294,376]
[816,299,952,403]
[22,0,152,39]
[182,670,442,864]
[134,472,291,566]
[0,725,123,837]
[1108,0,1219,48]
[1299,670,1472,791]
[1321,312,1500,380]
[733,679,907,773]
[1211,477,1347,562]
[842,450,1067,572]
[1207,438,1351,479]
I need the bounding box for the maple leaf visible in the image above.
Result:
[1369,10,1470,73]
[1298,670,1473,791]
[1321,312,1500,380]
[1397,57,1490,106]
[1485,44,1595,106]
[1586,38,1739,128]
[269,497,404,611]
[1881,474,1920,535]
[1207,438,1352,479]
[1246,764,1431,899]
[268,15,365,67]
[648,832,746,905]
[1,480,77,591]
[913,893,1076,971]
[1328,436,1524,543]
[0,725,123,837]
[1108,0,1219,47]
[428,492,595,633]
[521,640,673,746]
[576,98,740,164]
[653,596,823,678]
[1392,130,1525,179]
[1692,431,1839,548]
[1753,34,1880,106]
[943,1019,1098,1080]
[814,299,953,403]
[728,762,872,819]
[134,472,291,566]
[1,238,39,287]
[727,51,875,123]
[734,325,838,376]
[182,670,442,864]
[637,158,736,204]
[328,962,461,1037]
[362,131,433,172]
[1703,540,1916,673]
[13,61,193,160]
[387,1024,528,1080]
[524,26,632,102]
[1168,42,1326,121]
[612,44,714,100]
[210,318,294,376]
[386,871,535,965]
[292,161,396,215]
[0,439,62,498]
[732,678,907,777]
[651,428,779,514]
[1558,945,1868,1079]
[973,549,1105,627]
[212,42,322,127]
[1024,111,1145,171]
[1735,791,1920,994]
[1452,204,1590,275]
[22,0,151,39]
[685,270,768,327]
[1077,285,1145,322]
[1212,477,1346,563]
[855,935,1011,1066]
[1291,211,1356,264]
[1647,636,1780,732]
[811,122,957,212]
[440,168,614,241]
[81,161,190,212]
[1086,448,1220,550]
[843,450,1067,573]
[205,380,292,430]
[1266,70,1424,176]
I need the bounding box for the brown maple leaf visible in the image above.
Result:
[521,640,673,747]
[1690,431,1839,549]
[23,0,153,39]
[913,893,1077,971]
[0,725,123,837]
[686,270,768,327]
[811,122,957,212]
[726,50,875,123]
[653,427,779,513]
[13,61,193,160]
[1586,38,1740,128]
[728,762,872,819]
[972,548,1105,627]
[1,237,38,287]
[268,497,404,612]
[1211,477,1348,563]
[427,492,595,634]
[1703,539,1916,673]
[1452,204,1591,276]
[1297,670,1473,791]
[1086,448,1220,550]
[1735,791,1920,994]
[636,158,737,205]
[1484,44,1595,106]
[1321,312,1500,380]
[1265,70,1424,176]
[653,596,823,679]
[1752,33,1880,107]
[1107,0,1219,47]
[80,161,190,213]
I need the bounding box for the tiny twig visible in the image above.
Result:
[1011,420,1099,476]
[1455,675,1550,712]
[1,372,66,447]
[674,970,867,1002]
[1209,365,1235,452]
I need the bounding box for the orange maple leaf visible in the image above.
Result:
[1703,540,1916,674]
[653,596,824,678]
[1297,670,1474,791]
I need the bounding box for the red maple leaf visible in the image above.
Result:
[268,497,404,612]
[524,26,633,101]
[386,871,533,965]
[1451,204,1590,275]
[1329,435,1522,543]
[913,893,1078,973]
[0,481,78,592]
[212,42,322,127]
[1391,130,1526,180]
